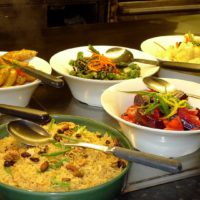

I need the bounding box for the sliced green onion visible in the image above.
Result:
[50,158,68,169]
[144,103,160,115]
[42,148,71,156]
[51,178,70,188]
[48,118,55,132]
[158,96,170,116]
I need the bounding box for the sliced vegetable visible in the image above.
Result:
[178,108,200,128]
[88,44,100,54]
[48,118,55,132]
[50,158,68,169]
[121,90,200,130]
[164,116,184,130]
[42,148,71,156]
[51,178,70,188]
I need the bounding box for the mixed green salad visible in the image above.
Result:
[69,45,140,80]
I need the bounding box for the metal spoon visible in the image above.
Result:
[143,77,200,99]
[2,57,64,88]
[7,119,182,173]
[105,47,200,72]
[105,47,134,64]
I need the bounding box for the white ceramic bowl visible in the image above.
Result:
[140,35,200,83]
[0,53,52,107]
[101,78,200,158]
[49,45,159,107]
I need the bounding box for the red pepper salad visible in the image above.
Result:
[121,90,200,131]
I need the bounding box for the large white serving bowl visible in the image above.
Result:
[140,35,200,83]
[0,52,52,107]
[101,78,200,158]
[49,45,159,107]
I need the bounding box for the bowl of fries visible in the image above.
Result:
[0,49,52,106]
[50,45,159,107]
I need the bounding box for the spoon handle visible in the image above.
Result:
[112,147,182,173]
[0,104,51,124]
[133,58,200,72]
[159,60,200,72]
[133,58,159,66]
[186,93,200,100]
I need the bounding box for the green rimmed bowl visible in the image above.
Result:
[0,115,132,200]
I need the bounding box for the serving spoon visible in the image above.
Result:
[143,77,200,99]
[7,119,182,173]
[105,47,200,72]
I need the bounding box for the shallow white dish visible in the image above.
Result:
[49,45,159,107]
[101,77,200,158]
[140,35,200,83]
[0,52,52,107]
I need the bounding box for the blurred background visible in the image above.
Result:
[1,0,200,59]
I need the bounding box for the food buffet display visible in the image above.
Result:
[0,115,131,200]
[0,32,200,199]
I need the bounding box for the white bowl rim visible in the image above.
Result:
[0,79,41,91]
[101,78,200,136]
[142,34,185,41]
[141,34,200,45]
[140,34,200,57]
[141,34,200,41]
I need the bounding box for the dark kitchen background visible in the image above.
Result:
[1,0,200,59]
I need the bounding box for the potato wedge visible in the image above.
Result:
[3,68,17,87]
[24,73,36,82]
[15,75,27,85]
[2,58,37,83]
[0,57,10,66]
[0,67,10,86]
